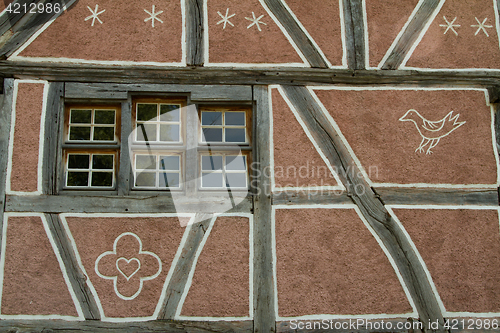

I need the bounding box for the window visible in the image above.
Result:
[200,107,249,144]
[133,153,181,188]
[201,154,248,189]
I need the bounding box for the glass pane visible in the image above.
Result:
[67,171,89,186]
[160,155,180,171]
[201,111,222,126]
[68,154,90,169]
[202,172,223,188]
[226,173,247,188]
[160,105,180,121]
[69,126,91,141]
[226,155,246,171]
[136,155,156,170]
[160,124,180,142]
[225,112,245,126]
[93,127,115,141]
[135,172,156,187]
[159,172,180,188]
[92,155,113,170]
[225,128,246,143]
[70,109,91,124]
[91,172,113,187]
[94,110,115,124]
[137,104,157,121]
[202,155,223,171]
[202,128,222,142]
[136,123,157,142]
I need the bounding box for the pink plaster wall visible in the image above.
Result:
[284,0,343,66]
[10,82,44,192]
[394,209,500,313]
[315,89,497,185]
[407,0,500,69]
[207,0,303,64]
[181,216,250,317]
[275,208,412,316]
[66,216,185,318]
[366,0,419,67]
[1,215,78,316]
[272,89,338,188]
[20,0,182,63]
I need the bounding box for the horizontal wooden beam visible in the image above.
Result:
[3,61,500,86]
[5,194,253,213]
[0,319,253,332]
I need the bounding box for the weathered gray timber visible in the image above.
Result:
[262,0,328,68]
[0,0,34,37]
[0,0,75,59]
[42,82,64,195]
[117,99,132,195]
[6,61,500,86]
[488,86,500,104]
[158,213,214,319]
[44,213,101,319]
[252,85,275,333]
[5,194,253,213]
[65,83,253,101]
[281,85,446,333]
[272,189,352,205]
[185,0,204,66]
[342,0,366,69]
[381,0,442,70]
[0,319,253,332]
[277,319,421,333]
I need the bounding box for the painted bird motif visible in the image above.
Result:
[399,109,466,154]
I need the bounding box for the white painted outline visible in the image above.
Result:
[338,0,348,68]
[9,0,187,67]
[60,213,194,322]
[308,86,500,189]
[95,232,162,301]
[175,213,254,321]
[386,205,500,318]
[269,86,345,193]
[361,0,370,69]
[271,205,416,321]
[0,213,83,320]
[6,79,48,196]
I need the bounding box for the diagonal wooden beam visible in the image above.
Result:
[380,0,443,70]
[342,0,366,70]
[0,0,36,37]
[44,213,101,319]
[185,0,204,66]
[280,85,446,333]
[261,0,328,68]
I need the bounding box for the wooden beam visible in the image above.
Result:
[0,0,34,37]
[261,0,328,68]
[280,85,446,332]
[252,85,275,333]
[0,319,253,332]
[272,189,352,205]
[5,194,253,213]
[381,0,442,70]
[342,0,366,70]
[44,214,101,319]
[157,213,214,319]
[117,99,131,195]
[185,0,204,66]
[277,319,421,332]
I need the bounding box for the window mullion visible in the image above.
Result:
[185,104,199,195]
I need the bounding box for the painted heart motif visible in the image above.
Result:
[116,257,141,281]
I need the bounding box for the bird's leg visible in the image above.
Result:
[415,138,430,153]
[426,139,440,154]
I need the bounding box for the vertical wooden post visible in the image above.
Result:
[342,0,366,70]
[118,98,132,195]
[252,85,275,333]
[185,0,205,66]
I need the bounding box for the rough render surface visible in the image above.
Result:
[20,0,183,63]
[314,89,497,185]
[1,216,78,316]
[272,88,338,188]
[406,0,500,69]
[207,0,303,64]
[66,216,185,318]
[284,0,344,66]
[10,82,44,193]
[275,208,413,316]
[365,0,419,67]
[394,209,500,313]
[181,216,250,317]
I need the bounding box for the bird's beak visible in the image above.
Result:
[399,114,408,121]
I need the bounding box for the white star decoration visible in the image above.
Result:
[144,5,164,28]
[245,12,267,31]
[471,17,493,37]
[217,8,235,29]
[85,4,105,27]
[439,16,460,36]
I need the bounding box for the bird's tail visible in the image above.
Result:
[446,111,466,128]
